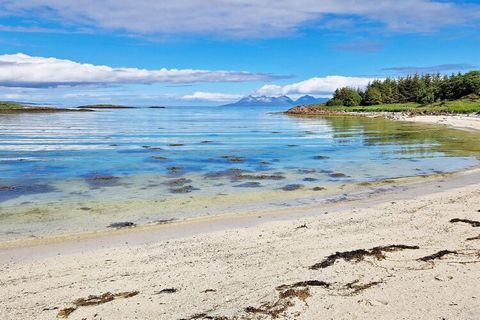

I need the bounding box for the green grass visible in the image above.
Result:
[0,101,89,113]
[308,96,480,114]
[0,101,26,110]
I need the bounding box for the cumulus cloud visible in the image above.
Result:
[1,1,479,38]
[255,76,377,96]
[181,91,242,102]
[0,53,282,88]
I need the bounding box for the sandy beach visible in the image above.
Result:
[1,115,480,320]
[387,113,480,132]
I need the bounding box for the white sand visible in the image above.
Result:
[388,113,480,132]
[1,115,480,320]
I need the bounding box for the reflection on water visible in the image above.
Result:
[0,106,479,241]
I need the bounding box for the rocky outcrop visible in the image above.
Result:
[284,105,332,115]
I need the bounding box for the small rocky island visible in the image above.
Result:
[77,104,135,109]
[0,101,92,113]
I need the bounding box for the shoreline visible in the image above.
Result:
[1,160,479,319]
[1,166,480,260]
[284,105,480,132]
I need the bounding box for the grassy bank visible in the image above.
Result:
[304,96,480,114]
[0,101,25,110]
[0,101,91,113]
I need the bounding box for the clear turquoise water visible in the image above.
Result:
[0,106,479,240]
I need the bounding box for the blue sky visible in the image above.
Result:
[0,0,479,106]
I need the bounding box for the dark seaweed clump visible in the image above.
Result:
[328,172,349,178]
[171,185,198,193]
[281,184,303,191]
[58,291,139,318]
[234,182,262,188]
[163,178,192,187]
[107,222,136,229]
[310,244,420,269]
[0,184,57,202]
[450,218,480,227]
[85,175,121,188]
[418,250,458,262]
[142,145,162,150]
[220,155,245,163]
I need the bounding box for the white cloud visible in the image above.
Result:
[181,91,242,102]
[1,1,479,38]
[255,76,377,96]
[0,53,281,88]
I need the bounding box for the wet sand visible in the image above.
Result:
[1,115,480,319]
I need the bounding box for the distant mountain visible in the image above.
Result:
[222,95,327,107]
[294,95,328,105]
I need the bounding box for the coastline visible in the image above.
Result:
[1,113,480,319]
[284,104,480,132]
[1,164,479,319]
[1,167,479,253]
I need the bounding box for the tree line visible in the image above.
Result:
[327,71,480,107]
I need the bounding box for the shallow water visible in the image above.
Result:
[1,106,479,241]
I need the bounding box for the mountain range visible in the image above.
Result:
[222,95,328,107]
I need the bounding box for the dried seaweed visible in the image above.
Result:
[73,291,139,306]
[345,280,382,295]
[310,244,420,269]
[418,250,458,262]
[295,224,308,230]
[57,307,76,318]
[450,218,480,227]
[58,291,139,318]
[466,234,480,241]
[276,280,330,291]
[244,287,310,318]
[154,288,177,294]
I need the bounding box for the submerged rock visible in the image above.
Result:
[163,178,192,187]
[107,222,136,229]
[0,184,57,202]
[281,184,304,191]
[204,168,249,179]
[170,185,197,193]
[221,155,245,163]
[0,185,16,191]
[234,173,285,181]
[234,182,262,188]
[85,175,120,188]
[328,172,349,178]
[313,155,329,160]
[167,166,183,174]
[142,145,163,150]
